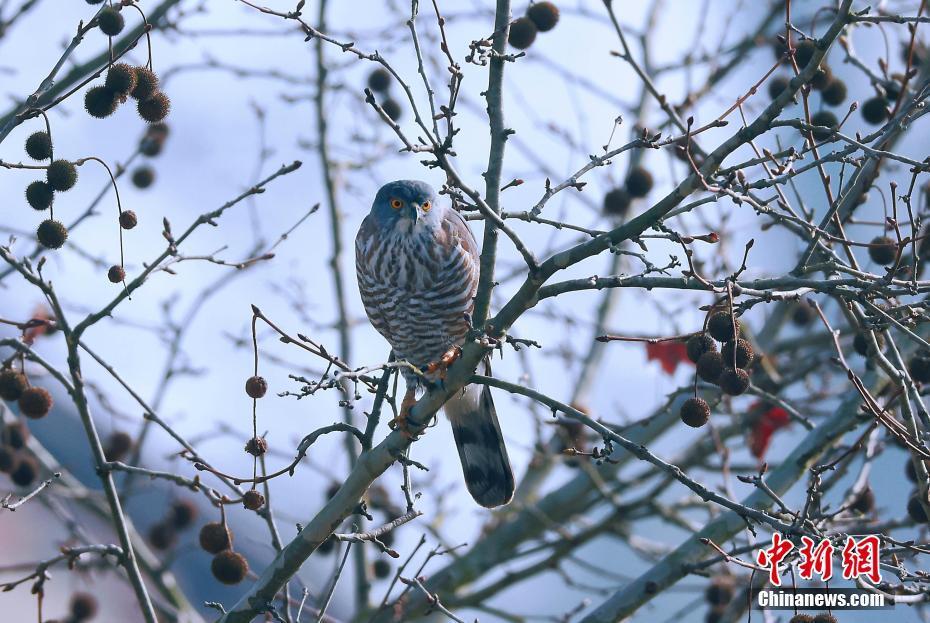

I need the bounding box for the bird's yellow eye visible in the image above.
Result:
[390,198,404,210]
[421,200,431,212]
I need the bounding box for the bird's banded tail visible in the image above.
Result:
[444,360,514,508]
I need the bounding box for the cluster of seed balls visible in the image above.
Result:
[130,121,169,198]
[366,68,403,122]
[768,39,901,140]
[603,165,654,218]
[43,592,99,623]
[508,2,560,50]
[0,367,53,488]
[680,311,754,428]
[199,520,251,585]
[147,498,198,552]
[22,130,77,250]
[85,62,170,125]
[243,374,270,512]
[0,419,39,489]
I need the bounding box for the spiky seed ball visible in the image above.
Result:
[140,123,169,156]
[862,96,889,125]
[25,181,54,211]
[721,338,754,369]
[105,62,137,96]
[245,436,267,457]
[25,132,52,161]
[686,334,716,363]
[5,422,29,449]
[789,616,815,623]
[46,160,77,191]
[0,369,28,401]
[170,499,198,529]
[199,522,232,553]
[795,40,816,67]
[821,78,847,106]
[138,92,171,123]
[98,7,124,36]
[131,67,160,101]
[707,312,739,342]
[719,368,751,396]
[705,578,733,606]
[380,98,402,121]
[811,614,837,623]
[70,592,98,621]
[367,68,391,92]
[37,219,68,249]
[104,431,132,461]
[19,387,52,419]
[243,489,265,511]
[680,397,710,428]
[809,65,832,90]
[908,494,929,522]
[868,235,897,265]
[810,110,837,141]
[508,17,537,49]
[792,300,814,326]
[850,487,875,514]
[696,351,724,384]
[84,85,119,119]
[625,167,653,198]
[767,75,789,100]
[107,265,125,284]
[11,455,38,486]
[245,375,268,399]
[131,166,155,188]
[148,522,177,550]
[211,551,249,585]
[527,2,560,31]
[373,559,392,579]
[119,210,138,230]
[0,446,17,473]
[909,351,930,383]
[853,331,884,357]
[603,187,631,217]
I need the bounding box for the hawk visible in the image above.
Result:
[355,180,514,508]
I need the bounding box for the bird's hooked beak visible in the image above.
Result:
[404,203,420,223]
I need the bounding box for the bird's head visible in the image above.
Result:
[370,180,441,231]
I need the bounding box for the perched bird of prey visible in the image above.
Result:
[355,180,514,508]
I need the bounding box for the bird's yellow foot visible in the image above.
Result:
[389,389,418,439]
[425,345,462,380]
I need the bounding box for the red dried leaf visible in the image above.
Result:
[645,341,691,375]
[748,402,791,459]
[22,306,53,345]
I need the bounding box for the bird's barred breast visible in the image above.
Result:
[356,219,478,372]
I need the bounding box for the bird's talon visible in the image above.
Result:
[390,389,418,439]
[425,346,462,380]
